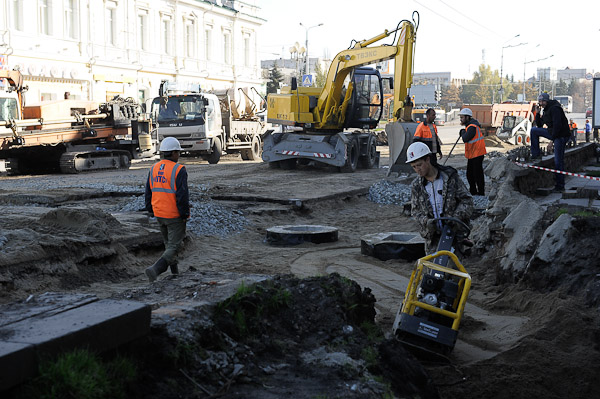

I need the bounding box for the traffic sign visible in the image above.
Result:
[586,73,593,80]
[302,74,313,87]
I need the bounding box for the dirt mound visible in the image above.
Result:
[129,274,439,399]
[39,208,122,240]
[522,215,600,306]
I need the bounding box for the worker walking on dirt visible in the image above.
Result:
[568,119,577,147]
[144,137,190,282]
[413,108,443,165]
[530,93,570,192]
[406,142,474,253]
[458,108,487,196]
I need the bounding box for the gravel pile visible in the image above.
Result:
[368,173,490,210]
[113,184,248,237]
[367,180,411,205]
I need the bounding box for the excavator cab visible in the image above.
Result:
[344,67,383,130]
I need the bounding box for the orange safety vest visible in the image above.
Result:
[464,123,487,159]
[414,122,439,153]
[148,160,184,219]
[570,122,577,130]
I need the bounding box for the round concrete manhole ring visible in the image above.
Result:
[266,225,339,246]
[361,232,425,261]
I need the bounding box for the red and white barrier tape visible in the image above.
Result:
[514,162,600,182]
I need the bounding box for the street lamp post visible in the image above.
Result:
[299,22,323,78]
[523,54,553,100]
[500,34,526,103]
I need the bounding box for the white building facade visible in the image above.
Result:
[0,0,264,106]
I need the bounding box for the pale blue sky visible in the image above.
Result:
[257,0,600,80]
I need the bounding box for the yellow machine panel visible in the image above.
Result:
[267,93,315,125]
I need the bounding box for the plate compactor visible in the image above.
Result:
[392,217,473,358]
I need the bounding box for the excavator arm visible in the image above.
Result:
[315,19,416,129]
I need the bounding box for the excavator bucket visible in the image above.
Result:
[386,121,419,175]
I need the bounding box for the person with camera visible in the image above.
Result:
[530,93,570,192]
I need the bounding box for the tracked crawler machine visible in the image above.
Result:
[0,69,156,175]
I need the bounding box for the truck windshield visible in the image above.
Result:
[0,98,18,121]
[151,95,205,124]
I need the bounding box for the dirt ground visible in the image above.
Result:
[1,140,600,398]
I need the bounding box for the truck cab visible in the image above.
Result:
[150,92,221,157]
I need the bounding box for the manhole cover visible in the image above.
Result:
[361,232,425,261]
[266,225,338,246]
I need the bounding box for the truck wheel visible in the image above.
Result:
[248,135,262,161]
[359,135,377,169]
[206,137,222,164]
[339,138,358,173]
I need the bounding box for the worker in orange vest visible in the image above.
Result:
[144,137,190,282]
[568,119,578,147]
[458,108,487,196]
[413,108,443,165]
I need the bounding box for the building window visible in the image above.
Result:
[185,19,196,58]
[39,0,52,36]
[64,0,79,39]
[223,31,231,64]
[161,16,173,55]
[243,35,250,67]
[205,28,212,61]
[106,6,117,46]
[10,0,23,31]
[137,11,148,51]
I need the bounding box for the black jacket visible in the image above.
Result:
[460,118,481,143]
[535,99,570,139]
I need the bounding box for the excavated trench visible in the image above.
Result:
[2,153,600,398]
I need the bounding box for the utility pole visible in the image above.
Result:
[299,22,323,77]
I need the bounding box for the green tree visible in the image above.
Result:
[267,63,284,94]
[460,64,500,104]
[440,84,461,110]
[314,61,329,88]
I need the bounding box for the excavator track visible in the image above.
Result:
[59,150,132,174]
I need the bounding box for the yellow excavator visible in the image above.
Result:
[263,12,420,173]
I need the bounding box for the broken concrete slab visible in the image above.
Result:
[499,198,545,277]
[360,232,425,261]
[529,213,573,264]
[0,293,151,391]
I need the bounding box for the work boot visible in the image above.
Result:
[145,258,168,283]
[169,261,179,276]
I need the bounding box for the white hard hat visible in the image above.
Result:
[458,108,473,117]
[405,142,431,163]
[159,137,182,152]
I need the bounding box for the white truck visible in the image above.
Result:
[149,81,270,164]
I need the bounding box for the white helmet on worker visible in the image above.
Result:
[405,142,431,163]
[160,137,182,152]
[458,108,473,117]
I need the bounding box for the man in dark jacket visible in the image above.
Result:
[144,137,190,282]
[530,93,571,192]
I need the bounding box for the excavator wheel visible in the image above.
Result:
[339,138,359,173]
[359,134,377,169]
